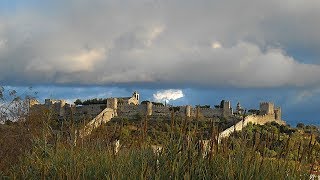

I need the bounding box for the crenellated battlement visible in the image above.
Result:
[260,102,274,105]
[259,102,274,115]
[152,105,167,108]
[199,107,211,110]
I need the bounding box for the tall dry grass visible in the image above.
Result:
[1,112,315,179]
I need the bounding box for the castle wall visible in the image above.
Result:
[72,104,106,121]
[152,105,170,116]
[117,104,146,117]
[163,106,191,117]
[191,101,232,118]
[219,114,285,141]
[78,107,115,138]
[197,108,222,118]
[31,99,68,118]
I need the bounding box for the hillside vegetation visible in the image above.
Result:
[1,112,319,179]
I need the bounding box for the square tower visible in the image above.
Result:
[259,102,274,115]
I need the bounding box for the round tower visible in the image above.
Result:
[274,107,281,120]
[59,100,66,116]
[185,105,191,118]
[107,98,118,116]
[146,101,153,116]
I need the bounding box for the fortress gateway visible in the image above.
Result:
[30,91,285,137]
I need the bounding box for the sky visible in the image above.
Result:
[1,0,320,126]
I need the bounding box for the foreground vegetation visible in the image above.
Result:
[1,112,319,179]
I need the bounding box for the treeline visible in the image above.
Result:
[74,98,107,105]
[140,100,164,106]
[196,105,211,108]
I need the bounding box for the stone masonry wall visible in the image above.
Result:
[117,104,146,117]
[219,114,285,141]
[152,105,171,116]
[78,107,115,138]
[197,108,222,118]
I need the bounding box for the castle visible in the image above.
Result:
[29,91,284,137]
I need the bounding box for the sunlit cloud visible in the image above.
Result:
[153,89,184,103]
[211,41,222,49]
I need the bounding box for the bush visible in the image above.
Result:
[296,122,305,129]
[1,118,316,179]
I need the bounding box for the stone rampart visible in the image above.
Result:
[78,107,115,138]
[74,104,106,119]
[152,105,170,116]
[219,114,285,141]
[198,108,222,118]
[117,104,147,117]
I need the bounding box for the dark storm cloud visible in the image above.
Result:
[1,0,320,88]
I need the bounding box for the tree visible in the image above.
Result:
[74,99,82,105]
[248,109,260,114]
[195,105,210,108]
[0,86,37,123]
[296,122,305,129]
[152,102,164,106]
[140,100,150,105]
[81,98,107,105]
[140,101,164,106]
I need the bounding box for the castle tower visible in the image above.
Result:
[236,102,241,113]
[133,91,140,103]
[222,101,232,117]
[259,102,274,115]
[59,100,66,116]
[107,98,118,116]
[236,102,244,115]
[185,105,191,118]
[45,99,52,106]
[223,101,231,109]
[28,99,39,108]
[274,107,281,120]
[146,101,153,116]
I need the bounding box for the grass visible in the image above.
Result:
[0,113,318,179]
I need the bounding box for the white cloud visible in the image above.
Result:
[153,89,184,103]
[25,48,106,73]
[61,48,106,72]
[145,25,165,47]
